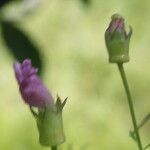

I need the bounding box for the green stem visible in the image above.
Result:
[117,63,143,150]
[51,146,57,150]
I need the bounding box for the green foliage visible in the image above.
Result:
[1,21,43,75]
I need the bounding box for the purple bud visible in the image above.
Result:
[105,14,132,63]
[13,59,54,107]
[107,14,125,34]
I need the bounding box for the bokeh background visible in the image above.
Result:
[0,0,149,150]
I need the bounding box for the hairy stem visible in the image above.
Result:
[117,63,143,150]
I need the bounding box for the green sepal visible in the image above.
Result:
[56,95,68,112]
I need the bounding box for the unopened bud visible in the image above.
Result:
[105,14,132,63]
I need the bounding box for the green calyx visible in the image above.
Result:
[30,96,67,147]
[105,14,132,63]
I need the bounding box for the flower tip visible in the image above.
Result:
[111,13,124,20]
[22,58,31,66]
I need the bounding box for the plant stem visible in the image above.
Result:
[51,146,57,150]
[117,63,143,150]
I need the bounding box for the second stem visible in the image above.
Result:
[117,63,143,150]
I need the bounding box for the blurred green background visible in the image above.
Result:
[0,0,149,150]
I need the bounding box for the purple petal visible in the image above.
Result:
[20,76,53,107]
[13,59,54,107]
[13,62,23,84]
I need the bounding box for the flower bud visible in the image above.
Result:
[105,14,132,63]
[13,59,54,107]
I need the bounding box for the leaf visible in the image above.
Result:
[1,21,43,75]
[0,0,11,8]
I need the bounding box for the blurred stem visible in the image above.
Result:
[117,63,143,150]
[144,143,150,150]
[130,112,150,140]
[51,146,57,150]
[137,113,150,130]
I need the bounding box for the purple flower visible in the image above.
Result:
[13,59,54,107]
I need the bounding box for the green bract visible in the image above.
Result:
[105,14,132,63]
